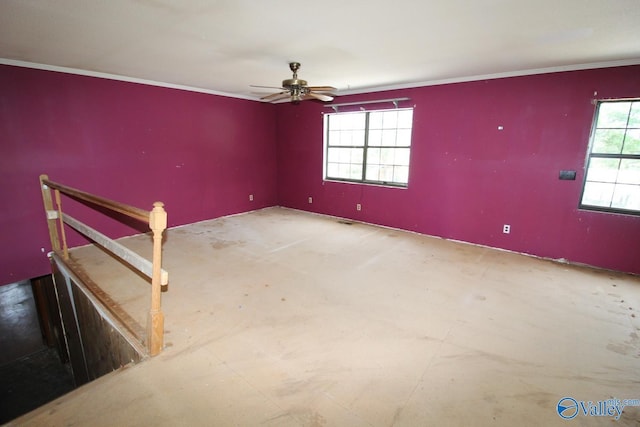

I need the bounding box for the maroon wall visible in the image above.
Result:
[276,66,640,275]
[0,65,278,286]
[2,64,638,285]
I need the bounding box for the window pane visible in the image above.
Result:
[592,129,624,154]
[597,102,631,128]
[338,148,351,163]
[582,182,614,207]
[366,165,379,181]
[382,129,396,146]
[369,112,383,129]
[328,112,367,131]
[397,129,412,146]
[350,164,363,180]
[382,111,398,129]
[328,130,341,146]
[611,184,640,210]
[366,147,411,184]
[397,110,413,128]
[342,112,366,130]
[586,158,620,183]
[629,102,640,127]
[342,147,362,163]
[327,162,340,177]
[379,165,394,181]
[328,115,342,130]
[337,131,350,146]
[368,129,382,146]
[618,159,640,185]
[346,131,358,146]
[393,166,409,183]
[340,131,352,146]
[351,148,364,164]
[327,148,340,162]
[622,129,640,154]
[380,148,395,164]
[326,147,363,180]
[330,130,365,147]
[338,163,350,178]
[367,148,380,164]
[395,148,411,166]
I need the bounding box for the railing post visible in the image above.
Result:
[54,189,70,260]
[148,201,167,356]
[39,174,61,253]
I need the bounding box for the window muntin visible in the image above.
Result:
[324,108,413,187]
[580,100,640,214]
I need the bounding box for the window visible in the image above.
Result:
[324,108,413,187]
[580,100,640,215]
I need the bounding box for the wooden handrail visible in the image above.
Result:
[41,177,150,223]
[39,174,167,356]
[62,213,169,285]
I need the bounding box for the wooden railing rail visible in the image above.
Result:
[41,177,150,222]
[39,174,167,356]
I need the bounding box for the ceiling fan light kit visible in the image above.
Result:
[252,62,336,103]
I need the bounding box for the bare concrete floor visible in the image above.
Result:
[11,207,640,426]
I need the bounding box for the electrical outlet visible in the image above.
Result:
[308,197,313,204]
[356,203,362,211]
[503,224,510,234]
[249,194,254,201]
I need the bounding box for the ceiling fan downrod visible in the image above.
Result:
[289,62,300,78]
[282,62,307,89]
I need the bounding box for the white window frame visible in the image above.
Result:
[579,99,640,215]
[323,108,414,187]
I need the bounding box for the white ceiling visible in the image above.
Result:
[1,0,639,101]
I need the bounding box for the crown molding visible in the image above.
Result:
[0,58,258,101]
[336,58,640,96]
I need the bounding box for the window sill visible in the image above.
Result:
[578,205,640,217]
[323,178,408,189]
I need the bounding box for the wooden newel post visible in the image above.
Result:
[148,201,167,356]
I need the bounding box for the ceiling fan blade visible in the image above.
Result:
[251,85,286,90]
[307,86,337,93]
[305,92,334,102]
[252,63,335,103]
[261,92,291,102]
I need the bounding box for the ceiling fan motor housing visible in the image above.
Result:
[282,78,308,89]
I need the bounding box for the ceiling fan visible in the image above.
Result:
[252,62,336,103]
